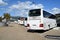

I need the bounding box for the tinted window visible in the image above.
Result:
[43,10,56,19]
[49,15,56,19]
[29,9,41,16]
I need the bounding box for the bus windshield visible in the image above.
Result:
[29,9,41,16]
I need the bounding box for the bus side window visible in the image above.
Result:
[49,15,56,19]
[43,10,56,19]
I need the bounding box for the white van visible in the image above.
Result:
[18,17,25,25]
[18,20,23,24]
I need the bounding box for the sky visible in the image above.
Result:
[0,0,60,17]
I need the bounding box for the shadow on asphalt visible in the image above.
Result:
[27,30,47,33]
[27,28,53,33]
[3,25,13,27]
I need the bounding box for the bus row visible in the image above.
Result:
[18,9,57,31]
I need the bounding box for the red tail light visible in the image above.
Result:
[27,24,30,27]
[39,24,43,27]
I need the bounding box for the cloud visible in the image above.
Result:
[10,1,43,10]
[8,1,44,17]
[52,8,60,14]
[0,0,8,6]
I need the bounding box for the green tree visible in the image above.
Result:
[4,13,11,20]
[0,17,2,22]
[4,13,11,26]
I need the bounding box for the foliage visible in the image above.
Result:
[4,13,11,20]
[0,17,2,22]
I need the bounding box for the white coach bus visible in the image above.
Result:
[26,9,57,30]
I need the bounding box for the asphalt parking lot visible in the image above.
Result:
[0,22,60,40]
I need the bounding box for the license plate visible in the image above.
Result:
[33,25,36,26]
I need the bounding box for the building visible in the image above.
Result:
[55,13,60,26]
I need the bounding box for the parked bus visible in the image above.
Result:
[26,9,57,30]
[24,18,27,27]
